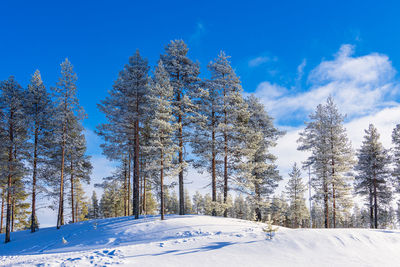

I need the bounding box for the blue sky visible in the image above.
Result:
[2,0,400,226]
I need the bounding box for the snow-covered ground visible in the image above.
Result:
[1,215,400,266]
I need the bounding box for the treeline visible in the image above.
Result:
[0,59,92,243]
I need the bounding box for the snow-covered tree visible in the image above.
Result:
[51,59,85,229]
[355,124,392,229]
[236,95,283,221]
[298,96,354,228]
[97,50,150,219]
[192,191,204,214]
[26,70,54,232]
[206,51,248,217]
[88,191,99,219]
[145,61,177,220]
[285,163,309,228]
[391,124,400,193]
[161,40,202,215]
[0,77,29,243]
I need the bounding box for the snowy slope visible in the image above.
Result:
[1,215,400,266]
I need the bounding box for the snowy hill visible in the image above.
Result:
[1,215,400,266]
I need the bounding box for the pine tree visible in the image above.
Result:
[97,50,150,219]
[26,70,54,232]
[298,96,354,228]
[66,120,92,223]
[89,191,99,219]
[355,124,392,229]
[236,95,283,221]
[184,190,193,214]
[145,61,177,220]
[391,124,400,193]
[51,59,85,229]
[0,77,29,243]
[192,191,204,214]
[161,40,201,215]
[98,179,124,218]
[285,163,309,228]
[205,51,248,217]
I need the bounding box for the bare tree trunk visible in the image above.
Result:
[5,115,14,243]
[373,170,378,229]
[332,183,336,228]
[160,150,164,220]
[11,198,15,233]
[323,174,329,228]
[31,124,39,232]
[57,122,66,229]
[369,186,374,228]
[70,160,75,223]
[0,189,4,234]
[143,160,146,215]
[211,109,217,217]
[134,118,140,219]
[177,89,184,216]
[123,157,127,216]
[223,125,228,217]
[128,152,131,216]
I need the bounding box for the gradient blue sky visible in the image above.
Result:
[2,0,400,226]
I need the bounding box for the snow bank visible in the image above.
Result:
[1,215,400,266]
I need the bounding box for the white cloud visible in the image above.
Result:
[253,44,399,125]
[296,59,307,81]
[248,56,270,67]
[189,22,206,44]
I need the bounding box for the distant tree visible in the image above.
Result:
[88,191,99,219]
[192,191,204,214]
[285,163,309,228]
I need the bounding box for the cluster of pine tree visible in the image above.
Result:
[95,40,400,230]
[298,97,400,229]
[96,40,283,222]
[0,59,92,243]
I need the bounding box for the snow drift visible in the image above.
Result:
[1,215,400,266]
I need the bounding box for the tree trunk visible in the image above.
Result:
[369,186,374,228]
[57,122,66,229]
[323,174,329,228]
[373,171,378,229]
[0,189,4,234]
[31,124,39,232]
[332,183,336,228]
[128,152,131,216]
[160,150,165,220]
[133,118,140,219]
[123,157,127,216]
[177,90,185,216]
[211,109,217,217]
[223,128,228,217]
[11,198,15,233]
[142,160,146,215]
[70,160,75,223]
[5,114,14,243]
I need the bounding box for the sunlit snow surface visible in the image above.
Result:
[1,215,400,266]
